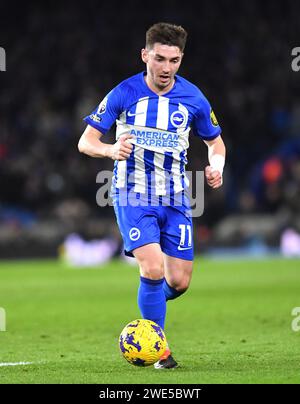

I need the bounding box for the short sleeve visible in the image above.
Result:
[192,95,221,140]
[83,86,123,134]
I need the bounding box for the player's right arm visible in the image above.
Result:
[80,83,133,160]
[78,125,133,161]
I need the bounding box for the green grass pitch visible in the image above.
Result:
[0,257,300,384]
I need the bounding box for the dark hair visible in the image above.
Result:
[145,22,187,52]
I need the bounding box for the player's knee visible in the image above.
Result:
[169,274,191,293]
[174,282,189,294]
[139,262,164,280]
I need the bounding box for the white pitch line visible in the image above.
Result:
[0,362,35,367]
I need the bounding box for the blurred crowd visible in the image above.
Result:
[1,0,300,240]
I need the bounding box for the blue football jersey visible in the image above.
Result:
[84,72,221,198]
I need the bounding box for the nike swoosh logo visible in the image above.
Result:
[127,111,144,117]
[177,246,192,251]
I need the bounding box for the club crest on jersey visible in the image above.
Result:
[129,227,141,241]
[170,110,187,128]
[210,109,219,127]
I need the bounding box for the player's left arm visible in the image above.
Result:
[203,135,226,189]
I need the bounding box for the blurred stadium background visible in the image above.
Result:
[1,0,300,262]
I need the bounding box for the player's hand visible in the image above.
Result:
[109,134,134,161]
[205,166,223,189]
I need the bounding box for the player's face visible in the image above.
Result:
[142,43,183,93]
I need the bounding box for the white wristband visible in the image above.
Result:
[210,154,225,176]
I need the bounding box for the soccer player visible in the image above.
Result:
[78,22,226,369]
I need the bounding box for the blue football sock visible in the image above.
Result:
[163,279,185,301]
[137,276,166,330]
